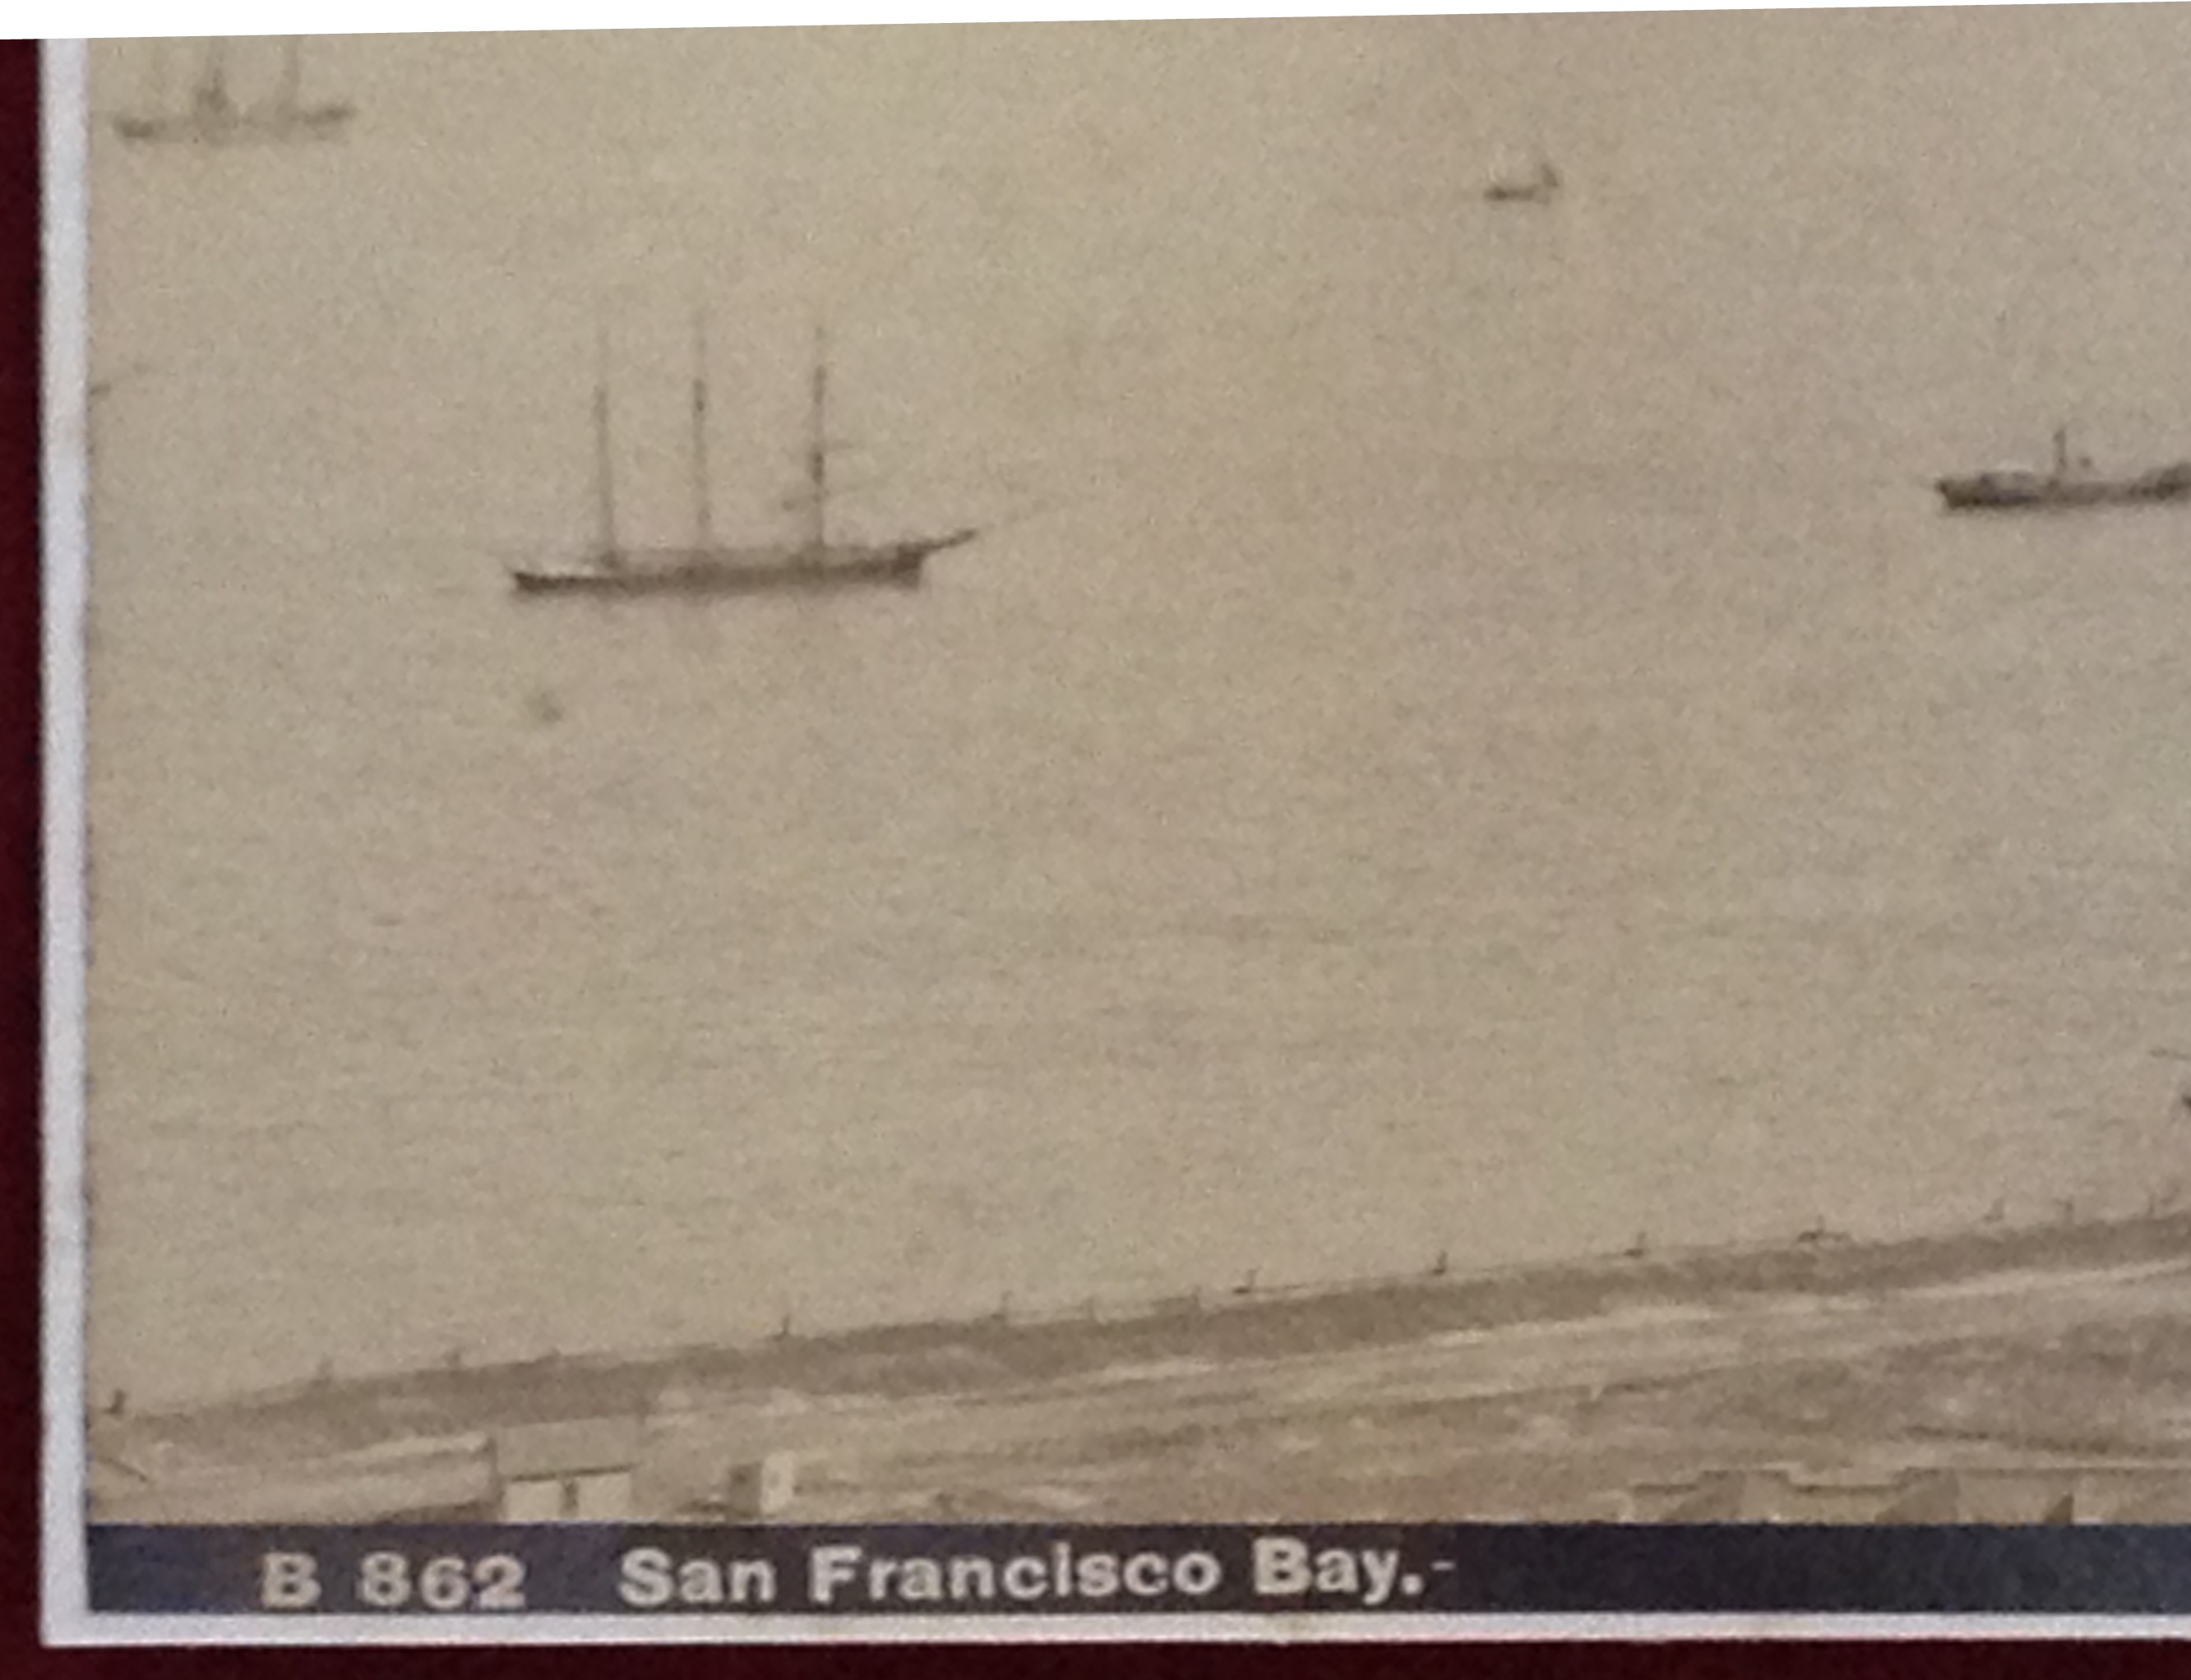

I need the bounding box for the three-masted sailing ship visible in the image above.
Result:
[509,317,979,600]
[113,38,355,147]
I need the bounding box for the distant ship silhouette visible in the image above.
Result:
[1485,149,1562,205]
[113,39,355,147]
[1937,426,2191,511]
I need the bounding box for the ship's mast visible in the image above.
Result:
[275,38,303,119]
[196,39,232,118]
[593,318,622,570]
[691,303,714,552]
[805,324,829,555]
[141,39,172,118]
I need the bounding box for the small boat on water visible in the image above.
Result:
[113,39,355,147]
[1485,150,1562,205]
[510,316,978,600]
[1936,427,2191,512]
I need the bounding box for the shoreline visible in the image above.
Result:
[99,1206,2191,1470]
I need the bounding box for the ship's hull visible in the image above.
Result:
[113,104,355,145]
[1937,464,2191,511]
[509,533,973,599]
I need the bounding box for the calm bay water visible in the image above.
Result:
[84,13,2191,1404]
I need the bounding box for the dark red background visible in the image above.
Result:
[0,28,2176,1677]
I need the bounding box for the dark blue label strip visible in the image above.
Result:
[81,1523,2191,1617]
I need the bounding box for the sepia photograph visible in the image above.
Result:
[44,2,2191,1632]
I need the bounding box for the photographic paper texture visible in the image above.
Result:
[46,9,2191,1639]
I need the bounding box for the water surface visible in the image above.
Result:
[83,12,2191,1403]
